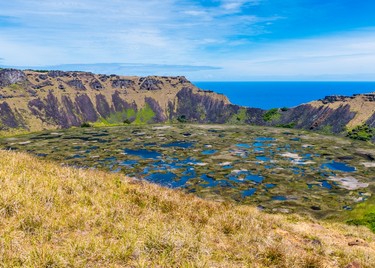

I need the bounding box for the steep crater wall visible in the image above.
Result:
[0,69,374,138]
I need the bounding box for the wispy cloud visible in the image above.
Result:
[202,30,375,80]
[1,63,222,77]
[0,0,276,66]
[0,1,374,80]
[220,0,260,12]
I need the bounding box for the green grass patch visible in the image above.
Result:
[104,109,137,124]
[346,195,375,232]
[228,108,248,124]
[93,106,156,126]
[134,105,156,124]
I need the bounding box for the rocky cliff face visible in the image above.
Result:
[0,68,374,137]
[267,92,375,142]
[0,69,231,131]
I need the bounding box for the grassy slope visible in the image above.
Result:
[0,151,374,267]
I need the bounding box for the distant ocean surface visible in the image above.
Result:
[193,82,375,109]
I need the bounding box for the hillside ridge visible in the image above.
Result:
[0,68,374,139]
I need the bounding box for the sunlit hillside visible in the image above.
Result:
[0,150,374,267]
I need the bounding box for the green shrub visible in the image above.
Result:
[320,125,333,135]
[347,124,375,141]
[263,108,281,122]
[80,122,92,128]
[177,115,187,123]
[347,213,375,232]
[276,122,296,129]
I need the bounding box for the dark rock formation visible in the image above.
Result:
[0,69,27,87]
[175,87,244,123]
[38,74,48,80]
[99,75,109,82]
[90,80,103,90]
[366,112,375,128]
[320,93,375,104]
[167,101,175,121]
[32,80,53,89]
[75,94,98,122]
[145,97,167,123]
[96,94,112,118]
[112,91,137,112]
[244,107,267,125]
[28,98,45,115]
[67,79,86,91]
[0,102,21,128]
[27,89,38,97]
[112,79,135,89]
[276,104,356,133]
[320,95,354,104]
[47,70,69,78]
[140,77,163,90]
[61,96,81,127]
[178,76,190,84]
[28,91,70,127]
[43,92,69,127]
[363,94,375,102]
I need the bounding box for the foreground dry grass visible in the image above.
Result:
[0,150,374,267]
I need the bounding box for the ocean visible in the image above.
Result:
[193,82,375,110]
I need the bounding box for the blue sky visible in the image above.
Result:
[0,0,375,80]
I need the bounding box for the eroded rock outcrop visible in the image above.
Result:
[0,101,23,129]
[0,69,27,87]
[140,77,163,91]
[112,79,135,89]
[67,79,86,91]
[275,104,356,133]
[174,87,231,123]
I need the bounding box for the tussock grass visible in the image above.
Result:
[0,150,374,267]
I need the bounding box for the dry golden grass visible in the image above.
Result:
[0,150,374,267]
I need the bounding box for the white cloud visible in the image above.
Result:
[183,10,209,17]
[0,0,273,67]
[203,29,375,80]
[0,1,374,81]
[221,0,260,11]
